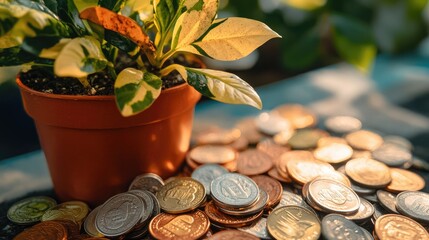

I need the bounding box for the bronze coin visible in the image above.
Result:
[204,201,263,228]
[221,158,238,172]
[195,128,241,145]
[54,220,80,237]
[235,117,264,144]
[287,155,335,185]
[268,167,292,183]
[251,175,283,209]
[206,229,259,240]
[386,168,425,192]
[256,138,290,160]
[14,221,68,240]
[313,143,353,164]
[237,149,273,176]
[229,136,249,151]
[189,145,237,165]
[149,210,210,240]
[272,104,318,129]
[375,214,429,240]
[276,150,314,179]
[345,158,391,188]
[185,152,201,170]
[345,130,383,151]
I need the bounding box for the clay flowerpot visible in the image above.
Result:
[17,78,201,206]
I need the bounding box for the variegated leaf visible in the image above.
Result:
[39,38,71,59]
[114,68,162,116]
[179,17,281,61]
[121,0,153,24]
[54,37,107,78]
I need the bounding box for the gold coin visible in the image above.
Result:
[156,177,205,214]
[345,130,383,151]
[286,155,335,185]
[267,206,321,240]
[375,214,429,240]
[386,168,425,192]
[317,136,347,147]
[288,129,329,150]
[277,151,314,180]
[272,104,318,129]
[42,201,89,225]
[345,158,391,188]
[189,145,237,164]
[313,171,352,188]
[313,143,353,164]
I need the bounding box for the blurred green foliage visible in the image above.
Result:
[223,0,428,72]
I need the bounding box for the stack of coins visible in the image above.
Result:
[7,103,429,240]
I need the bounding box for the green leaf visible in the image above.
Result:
[153,0,184,35]
[174,65,262,109]
[121,0,153,25]
[98,0,125,12]
[0,46,36,66]
[54,36,108,78]
[13,0,59,18]
[114,68,162,116]
[73,0,98,12]
[178,17,281,61]
[104,30,139,54]
[282,28,320,70]
[57,0,88,36]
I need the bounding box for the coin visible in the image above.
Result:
[373,203,390,221]
[268,167,292,183]
[273,128,296,145]
[345,130,383,151]
[256,138,290,160]
[313,143,353,164]
[288,129,328,150]
[277,150,314,179]
[412,156,429,172]
[350,181,376,195]
[218,190,268,216]
[376,190,399,214]
[54,220,80,238]
[235,117,264,144]
[195,128,241,145]
[372,143,412,167]
[229,136,249,151]
[237,149,273,176]
[251,175,283,209]
[211,173,259,208]
[352,150,373,159]
[383,135,413,151]
[396,191,429,223]
[317,136,348,147]
[191,164,229,195]
[156,177,205,214]
[272,104,318,129]
[207,229,259,240]
[129,173,164,194]
[287,156,335,185]
[386,168,425,192]
[238,217,271,239]
[274,186,312,211]
[148,210,210,240]
[204,201,263,228]
[189,145,237,164]
[128,189,155,226]
[307,178,360,214]
[345,198,375,222]
[345,158,391,188]
[7,196,56,225]
[313,171,352,188]
[324,116,362,135]
[375,214,429,240]
[13,221,68,240]
[146,191,161,217]
[322,214,366,240]
[84,206,104,237]
[42,201,89,224]
[267,206,321,240]
[255,112,292,135]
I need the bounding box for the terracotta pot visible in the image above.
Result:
[17,78,201,206]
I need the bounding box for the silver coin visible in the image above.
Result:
[129,173,164,194]
[6,196,57,225]
[239,217,272,239]
[372,203,389,220]
[383,135,413,151]
[274,186,314,213]
[345,198,375,222]
[191,164,228,195]
[128,189,154,226]
[95,193,144,237]
[218,190,268,216]
[255,112,292,136]
[396,191,429,223]
[145,191,160,217]
[324,116,362,135]
[84,206,104,237]
[350,182,376,195]
[372,143,412,167]
[376,190,398,213]
[322,214,365,240]
[210,173,259,208]
[360,226,374,240]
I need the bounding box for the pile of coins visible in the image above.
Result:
[6,103,429,239]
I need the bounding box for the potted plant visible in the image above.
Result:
[0,0,280,206]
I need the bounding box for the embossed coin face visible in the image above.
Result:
[204,201,263,228]
[42,201,89,224]
[237,149,273,176]
[192,164,229,195]
[288,129,328,150]
[238,217,271,239]
[95,193,144,237]
[324,116,362,135]
[128,173,164,194]
[156,177,205,214]
[272,104,318,129]
[375,214,429,240]
[313,143,353,164]
[252,175,283,209]
[322,214,365,240]
[386,168,425,192]
[372,143,412,167]
[255,112,292,135]
[13,221,67,240]
[7,196,56,225]
[345,198,375,222]
[84,206,104,237]
[267,206,321,240]
[149,210,210,240]
[189,145,237,164]
[396,191,429,223]
[287,156,335,185]
[345,130,383,151]
[308,178,360,214]
[376,190,398,214]
[210,173,259,208]
[207,229,259,240]
[345,158,391,188]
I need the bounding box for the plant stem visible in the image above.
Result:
[78,77,91,89]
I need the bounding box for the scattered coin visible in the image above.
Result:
[351,150,373,159]
[42,201,89,225]
[229,135,249,151]
[129,173,164,194]
[386,168,425,192]
[128,189,155,226]
[191,164,229,195]
[314,171,352,188]
[372,143,412,167]
[189,145,237,164]
[255,112,292,135]
[195,128,241,145]
[256,138,290,160]
[272,104,318,129]
[273,128,296,145]
[237,149,273,176]
[350,182,376,195]
[317,136,348,147]
[345,198,375,222]
[13,221,68,240]
[324,116,362,135]
[211,173,259,208]
[276,150,313,179]
[396,191,429,224]
[218,190,268,216]
[375,214,429,240]
[287,155,335,185]
[345,130,383,151]
[207,229,259,240]
[204,201,263,228]
[251,175,283,209]
[376,190,398,214]
[412,156,429,172]
[7,196,56,225]
[373,203,390,221]
[345,158,391,188]
[322,214,366,240]
[268,167,292,183]
[313,143,353,164]
[84,206,104,237]
[238,217,271,239]
[383,135,413,151]
[235,117,263,144]
[288,129,328,150]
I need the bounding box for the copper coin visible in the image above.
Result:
[288,129,328,150]
[221,158,238,172]
[251,175,283,209]
[317,136,348,147]
[313,143,353,164]
[195,128,241,145]
[276,150,314,178]
[345,158,391,188]
[185,152,201,170]
[256,138,290,160]
[255,112,293,135]
[148,210,210,240]
[14,221,68,240]
[376,190,398,214]
[54,220,80,237]
[273,128,296,145]
[324,116,362,135]
[189,145,237,164]
[287,155,335,185]
[268,167,292,183]
[229,136,249,151]
[237,149,273,176]
[351,150,372,159]
[206,229,259,240]
[344,198,375,222]
[313,171,352,188]
[345,130,383,151]
[272,104,318,129]
[386,168,425,192]
[235,117,263,144]
[375,214,429,240]
[204,201,263,228]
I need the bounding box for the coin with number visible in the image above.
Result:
[211,173,259,208]
[237,149,273,176]
[345,130,383,151]
[7,196,56,225]
[396,191,429,223]
[345,158,391,188]
[13,221,68,240]
[156,177,205,214]
[322,214,366,240]
[267,206,321,240]
[386,168,425,192]
[189,145,237,164]
[191,164,228,195]
[375,214,429,240]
